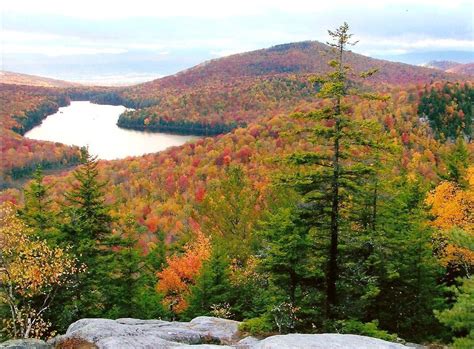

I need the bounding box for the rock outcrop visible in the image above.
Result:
[3,317,411,349]
[49,317,240,348]
[0,339,51,349]
[252,334,407,349]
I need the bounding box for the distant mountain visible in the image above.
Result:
[420,61,474,77]
[0,71,80,88]
[134,41,456,91]
[421,61,461,71]
[375,50,474,65]
[446,63,474,76]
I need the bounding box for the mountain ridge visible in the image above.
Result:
[0,71,82,88]
[131,40,459,92]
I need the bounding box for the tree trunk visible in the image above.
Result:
[326,116,340,319]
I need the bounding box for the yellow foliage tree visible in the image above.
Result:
[0,203,83,339]
[426,167,474,277]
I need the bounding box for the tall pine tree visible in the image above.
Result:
[59,148,114,320]
[284,22,388,320]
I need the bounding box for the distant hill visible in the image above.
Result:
[379,50,474,65]
[0,71,80,88]
[421,61,474,77]
[117,41,463,134]
[132,41,457,92]
[422,60,461,71]
[447,62,474,76]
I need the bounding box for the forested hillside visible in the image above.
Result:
[0,84,81,188]
[448,63,474,76]
[116,40,459,135]
[0,24,473,349]
[0,71,81,88]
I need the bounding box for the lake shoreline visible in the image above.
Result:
[25,101,199,160]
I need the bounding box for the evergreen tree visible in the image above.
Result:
[104,215,143,318]
[20,167,57,242]
[145,230,167,272]
[259,206,320,329]
[284,22,387,319]
[186,247,232,319]
[106,219,168,319]
[444,138,469,184]
[58,148,114,321]
[436,277,474,349]
[133,229,169,319]
[374,178,445,342]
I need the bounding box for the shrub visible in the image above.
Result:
[335,319,398,342]
[239,315,275,336]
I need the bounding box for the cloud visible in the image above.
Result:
[1,30,169,57]
[3,0,471,20]
[2,0,472,79]
[356,35,474,56]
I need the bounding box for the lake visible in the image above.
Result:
[25,101,199,160]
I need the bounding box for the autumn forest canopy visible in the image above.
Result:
[0,23,473,348]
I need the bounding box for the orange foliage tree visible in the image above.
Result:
[156,231,211,314]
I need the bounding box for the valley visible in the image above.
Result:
[0,25,473,349]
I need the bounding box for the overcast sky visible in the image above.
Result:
[1,0,473,84]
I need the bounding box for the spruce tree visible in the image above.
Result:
[444,138,469,184]
[259,206,320,329]
[436,277,474,348]
[374,178,444,342]
[133,232,168,319]
[59,148,114,319]
[186,247,232,319]
[284,22,388,319]
[104,215,143,318]
[20,167,57,242]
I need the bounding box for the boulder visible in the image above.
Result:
[52,316,240,349]
[235,336,260,348]
[253,334,408,349]
[189,317,240,344]
[0,339,51,349]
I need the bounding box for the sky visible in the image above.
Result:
[1,0,473,84]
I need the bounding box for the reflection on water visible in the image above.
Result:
[25,101,198,160]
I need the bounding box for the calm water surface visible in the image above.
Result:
[25,101,198,160]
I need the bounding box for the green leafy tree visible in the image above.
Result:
[260,207,314,305]
[199,165,260,263]
[135,229,168,319]
[106,219,168,319]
